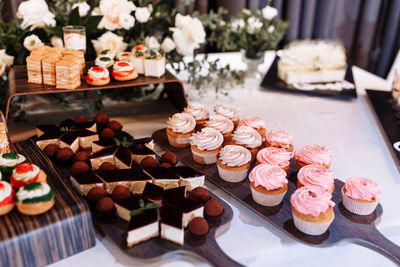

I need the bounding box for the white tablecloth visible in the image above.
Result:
[50,52,400,267]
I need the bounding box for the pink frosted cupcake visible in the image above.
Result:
[256,147,291,172]
[249,164,288,206]
[231,126,262,161]
[342,177,381,215]
[217,145,252,183]
[291,186,335,235]
[265,130,294,152]
[205,115,234,145]
[184,102,209,130]
[166,113,196,148]
[297,164,335,193]
[189,127,223,164]
[238,116,267,139]
[294,144,332,169]
[214,104,241,128]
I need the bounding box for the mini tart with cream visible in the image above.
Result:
[214,104,241,127]
[294,144,332,169]
[256,147,292,172]
[238,117,267,139]
[342,177,381,215]
[249,163,288,206]
[116,51,131,62]
[112,61,138,81]
[15,182,55,215]
[290,186,335,235]
[95,54,114,69]
[166,113,196,148]
[0,181,15,215]
[205,115,234,145]
[297,164,335,193]
[217,145,251,183]
[184,103,209,129]
[231,126,262,161]
[86,66,110,86]
[10,163,47,190]
[265,130,294,152]
[0,153,28,180]
[190,127,223,164]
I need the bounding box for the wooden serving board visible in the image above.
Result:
[2,139,96,267]
[153,129,400,265]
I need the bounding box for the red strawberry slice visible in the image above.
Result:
[118,61,130,67]
[16,163,33,173]
[92,67,105,72]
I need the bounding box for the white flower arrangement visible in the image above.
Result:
[161,38,176,53]
[135,7,151,23]
[93,0,136,30]
[145,36,160,49]
[72,1,91,17]
[17,0,56,30]
[0,50,14,77]
[91,31,128,56]
[23,34,44,51]
[262,6,278,20]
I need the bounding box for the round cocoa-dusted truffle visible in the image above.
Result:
[87,187,107,205]
[204,199,224,217]
[56,147,74,162]
[100,128,115,139]
[159,152,177,165]
[95,113,109,125]
[96,197,115,216]
[71,161,90,174]
[188,217,209,237]
[73,151,89,163]
[107,120,122,132]
[139,156,158,168]
[44,144,60,157]
[111,185,131,201]
[99,162,117,171]
[188,187,210,204]
[75,116,88,124]
[159,162,172,168]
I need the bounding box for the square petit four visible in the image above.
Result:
[76,130,99,150]
[170,198,204,227]
[55,59,81,89]
[36,132,62,150]
[160,204,184,245]
[127,208,159,247]
[59,132,80,153]
[142,182,164,204]
[130,167,152,194]
[35,124,59,137]
[92,139,115,153]
[144,167,180,189]
[90,146,117,169]
[115,194,156,222]
[162,186,186,205]
[144,50,165,77]
[130,44,145,74]
[70,171,104,195]
[115,147,133,169]
[171,166,205,191]
[130,143,156,164]
[75,121,97,132]
[96,169,132,194]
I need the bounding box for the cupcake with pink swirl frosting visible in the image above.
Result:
[297,164,336,193]
[166,113,196,148]
[256,147,291,172]
[342,177,381,215]
[184,102,209,130]
[249,163,288,206]
[190,127,223,164]
[291,186,335,235]
[231,126,262,161]
[265,130,294,152]
[238,116,267,139]
[217,145,252,182]
[205,115,234,145]
[214,104,241,127]
[294,144,332,169]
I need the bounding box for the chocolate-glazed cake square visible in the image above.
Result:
[74,121,97,132]
[115,194,141,221]
[160,204,184,245]
[35,124,59,137]
[126,207,159,247]
[96,169,133,194]
[60,131,80,153]
[75,129,99,150]
[167,197,204,227]
[130,141,156,164]
[90,146,117,169]
[92,139,115,153]
[130,167,152,194]
[142,182,164,204]
[144,167,180,189]
[70,170,104,195]
[36,132,63,150]
[170,166,205,191]
[162,186,186,206]
[116,131,134,142]
[115,147,132,169]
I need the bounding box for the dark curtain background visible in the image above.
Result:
[2,0,400,78]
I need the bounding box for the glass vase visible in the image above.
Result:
[241,50,265,80]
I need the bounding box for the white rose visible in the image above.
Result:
[231,19,245,32]
[189,17,206,44]
[17,0,56,30]
[268,25,275,33]
[246,16,263,35]
[145,36,160,49]
[51,36,64,48]
[135,7,151,23]
[23,34,44,51]
[0,50,14,77]
[262,6,278,20]
[119,13,135,29]
[72,1,91,17]
[175,13,192,29]
[170,28,198,56]
[97,0,136,30]
[161,37,176,53]
[91,31,128,56]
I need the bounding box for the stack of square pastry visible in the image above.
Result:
[0,122,10,154]
[56,58,81,89]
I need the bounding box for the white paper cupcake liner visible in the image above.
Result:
[341,188,378,215]
[167,134,190,146]
[191,148,218,164]
[250,186,286,206]
[292,212,334,235]
[217,164,249,183]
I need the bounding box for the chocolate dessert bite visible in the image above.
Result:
[100,128,115,140]
[90,146,117,169]
[75,116,88,124]
[115,147,132,169]
[205,199,224,218]
[142,182,164,204]
[96,197,115,217]
[131,143,156,164]
[95,113,109,125]
[112,185,131,202]
[167,197,204,227]
[188,187,210,204]
[99,162,117,171]
[116,131,134,142]
[74,120,97,132]
[59,118,75,131]
[144,167,180,189]
[129,167,152,194]
[76,129,99,150]
[107,120,122,132]
[159,152,177,165]
[188,217,209,237]
[70,170,104,195]
[73,151,90,163]
[36,124,59,137]
[159,162,172,168]
[139,156,157,168]
[71,161,90,174]
[162,186,186,206]
[87,186,107,205]
[56,147,74,162]
[160,204,184,245]
[115,194,156,222]
[44,144,60,158]
[59,131,80,153]
[92,139,115,152]
[36,132,62,150]
[171,166,205,191]
[95,169,132,194]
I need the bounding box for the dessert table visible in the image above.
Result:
[41,52,399,267]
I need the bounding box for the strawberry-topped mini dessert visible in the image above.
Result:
[0,181,15,215]
[112,61,138,81]
[116,51,131,62]
[87,66,110,86]
[131,44,146,74]
[10,163,47,190]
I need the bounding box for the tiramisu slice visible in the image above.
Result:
[142,182,164,204]
[127,205,159,247]
[76,130,99,150]
[169,197,204,227]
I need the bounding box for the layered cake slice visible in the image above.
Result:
[144,167,180,189]
[36,132,62,150]
[70,171,104,195]
[171,166,205,191]
[115,147,132,169]
[115,194,141,221]
[76,130,99,150]
[142,182,164,204]
[127,207,159,247]
[96,169,133,194]
[90,146,117,169]
[160,204,184,245]
[163,186,186,205]
[35,124,59,137]
[59,131,80,153]
[131,144,156,164]
[75,121,97,132]
[173,198,204,227]
[92,139,115,153]
[130,167,152,194]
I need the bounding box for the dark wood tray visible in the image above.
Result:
[261,58,357,99]
[2,139,96,267]
[5,65,187,120]
[366,89,400,168]
[153,129,400,264]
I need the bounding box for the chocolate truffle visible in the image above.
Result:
[159,162,172,168]
[99,162,117,171]
[96,197,115,216]
[188,217,209,237]
[204,199,224,217]
[56,147,74,162]
[75,116,88,124]
[73,151,90,163]
[111,185,131,201]
[159,152,177,165]
[107,120,122,132]
[101,128,115,139]
[95,113,109,125]
[44,144,60,157]
[71,161,90,174]
[188,187,210,203]
[139,156,158,168]
[87,187,107,205]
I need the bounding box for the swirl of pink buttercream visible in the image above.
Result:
[294,144,332,166]
[265,130,293,149]
[256,147,291,169]
[238,116,266,131]
[343,177,381,201]
[290,186,335,217]
[249,163,287,190]
[297,164,335,191]
[184,102,209,120]
[214,104,241,121]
